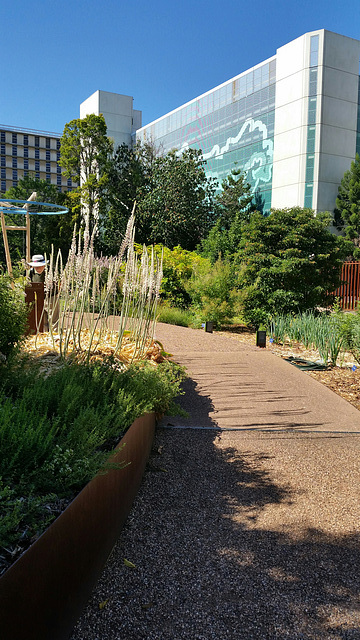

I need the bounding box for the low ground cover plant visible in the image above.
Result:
[0,355,185,574]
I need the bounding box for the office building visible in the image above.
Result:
[0,125,73,194]
[3,30,359,216]
[135,29,360,214]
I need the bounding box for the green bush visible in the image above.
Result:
[0,272,28,358]
[157,304,195,327]
[235,207,351,328]
[186,257,239,327]
[0,355,185,564]
[0,479,56,550]
[155,245,208,309]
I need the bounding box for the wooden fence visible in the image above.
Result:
[334,262,360,310]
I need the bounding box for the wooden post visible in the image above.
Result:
[0,211,13,278]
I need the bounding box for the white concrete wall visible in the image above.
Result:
[133,110,142,132]
[272,30,360,213]
[316,31,360,212]
[272,31,317,209]
[80,90,142,150]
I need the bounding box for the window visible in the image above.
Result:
[46,173,51,183]
[57,151,60,161]
[304,183,313,208]
[35,136,39,147]
[0,131,5,143]
[1,157,5,167]
[57,175,62,185]
[35,148,40,159]
[1,168,6,179]
[12,133,17,144]
[57,165,62,174]
[46,162,51,173]
[12,145,17,156]
[56,140,60,150]
[1,180,6,192]
[46,138,50,149]
[24,159,28,170]
[13,169,17,181]
[67,178,72,187]
[310,35,319,67]
[46,150,51,161]
[35,172,40,179]
[23,134,28,146]
[0,145,5,155]
[308,97,317,124]
[12,158,17,168]
[35,161,40,171]
[24,147,28,158]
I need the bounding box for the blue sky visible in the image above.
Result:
[2,0,360,135]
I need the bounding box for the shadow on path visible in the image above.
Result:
[71,391,360,639]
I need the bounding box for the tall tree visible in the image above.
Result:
[59,114,113,238]
[101,141,157,254]
[216,167,255,229]
[335,154,360,257]
[136,148,217,250]
[201,167,256,262]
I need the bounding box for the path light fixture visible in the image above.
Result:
[256,330,266,348]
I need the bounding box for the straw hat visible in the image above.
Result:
[28,254,48,267]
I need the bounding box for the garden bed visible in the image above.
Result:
[0,412,156,640]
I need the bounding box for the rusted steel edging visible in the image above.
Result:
[0,412,156,640]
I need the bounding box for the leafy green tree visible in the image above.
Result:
[1,176,77,267]
[59,114,113,237]
[216,167,255,229]
[235,207,352,327]
[201,167,256,262]
[101,142,157,254]
[136,148,217,250]
[335,154,360,257]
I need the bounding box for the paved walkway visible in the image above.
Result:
[71,324,360,640]
[155,323,360,433]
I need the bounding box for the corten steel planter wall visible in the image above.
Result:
[0,412,156,640]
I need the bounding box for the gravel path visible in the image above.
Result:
[71,325,360,640]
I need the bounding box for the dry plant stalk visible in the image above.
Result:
[39,209,163,365]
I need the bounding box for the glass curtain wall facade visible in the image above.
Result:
[136,59,276,212]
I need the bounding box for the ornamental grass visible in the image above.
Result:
[34,210,163,366]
